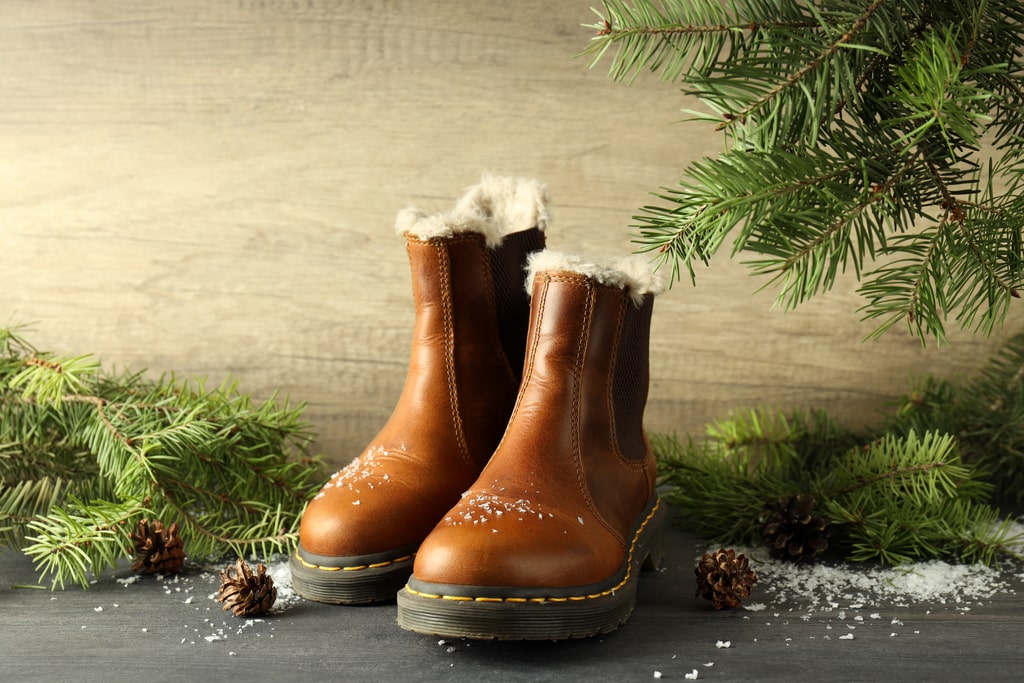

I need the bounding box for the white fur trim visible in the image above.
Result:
[396,173,550,248]
[525,250,665,306]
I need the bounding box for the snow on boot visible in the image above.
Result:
[291,175,548,604]
[397,249,666,638]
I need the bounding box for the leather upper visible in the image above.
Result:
[411,270,657,589]
[298,231,542,558]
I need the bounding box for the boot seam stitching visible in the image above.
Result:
[606,294,627,463]
[570,283,626,546]
[403,498,661,603]
[500,274,549,445]
[437,242,471,467]
[569,282,591,526]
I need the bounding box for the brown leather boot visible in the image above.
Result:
[290,175,548,604]
[396,250,666,639]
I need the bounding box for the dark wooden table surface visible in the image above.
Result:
[3,519,1022,683]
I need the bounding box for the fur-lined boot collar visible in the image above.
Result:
[526,249,665,306]
[396,174,550,248]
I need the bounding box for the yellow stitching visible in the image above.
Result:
[295,549,414,573]
[403,499,661,604]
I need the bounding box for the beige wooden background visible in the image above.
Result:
[2,0,1019,466]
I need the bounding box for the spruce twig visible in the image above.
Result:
[653,332,1024,566]
[0,327,323,588]
[583,0,1024,343]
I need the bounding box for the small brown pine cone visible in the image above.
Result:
[760,494,832,562]
[695,547,757,610]
[216,558,277,617]
[130,519,186,574]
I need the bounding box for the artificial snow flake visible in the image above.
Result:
[724,546,1010,616]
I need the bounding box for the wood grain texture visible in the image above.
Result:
[1,0,1020,465]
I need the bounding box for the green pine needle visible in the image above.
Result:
[653,330,1024,566]
[584,0,1024,343]
[0,327,324,589]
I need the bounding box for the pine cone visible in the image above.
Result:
[130,519,186,574]
[695,547,757,610]
[216,558,277,617]
[760,494,832,562]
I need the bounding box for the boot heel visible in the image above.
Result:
[640,499,668,571]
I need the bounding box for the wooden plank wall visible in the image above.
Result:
[2,0,1019,466]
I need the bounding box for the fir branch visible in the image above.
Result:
[653,431,795,545]
[888,330,1024,503]
[0,477,69,546]
[941,499,1024,566]
[858,218,952,341]
[582,0,748,83]
[584,0,1024,343]
[655,422,1018,566]
[10,354,100,407]
[713,0,887,137]
[749,148,924,310]
[0,327,324,588]
[653,329,1024,566]
[23,497,144,590]
[819,431,981,505]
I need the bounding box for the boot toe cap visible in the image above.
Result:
[297,491,384,558]
[298,484,433,559]
[412,514,622,592]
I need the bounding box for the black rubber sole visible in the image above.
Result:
[395,497,668,640]
[289,547,416,605]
